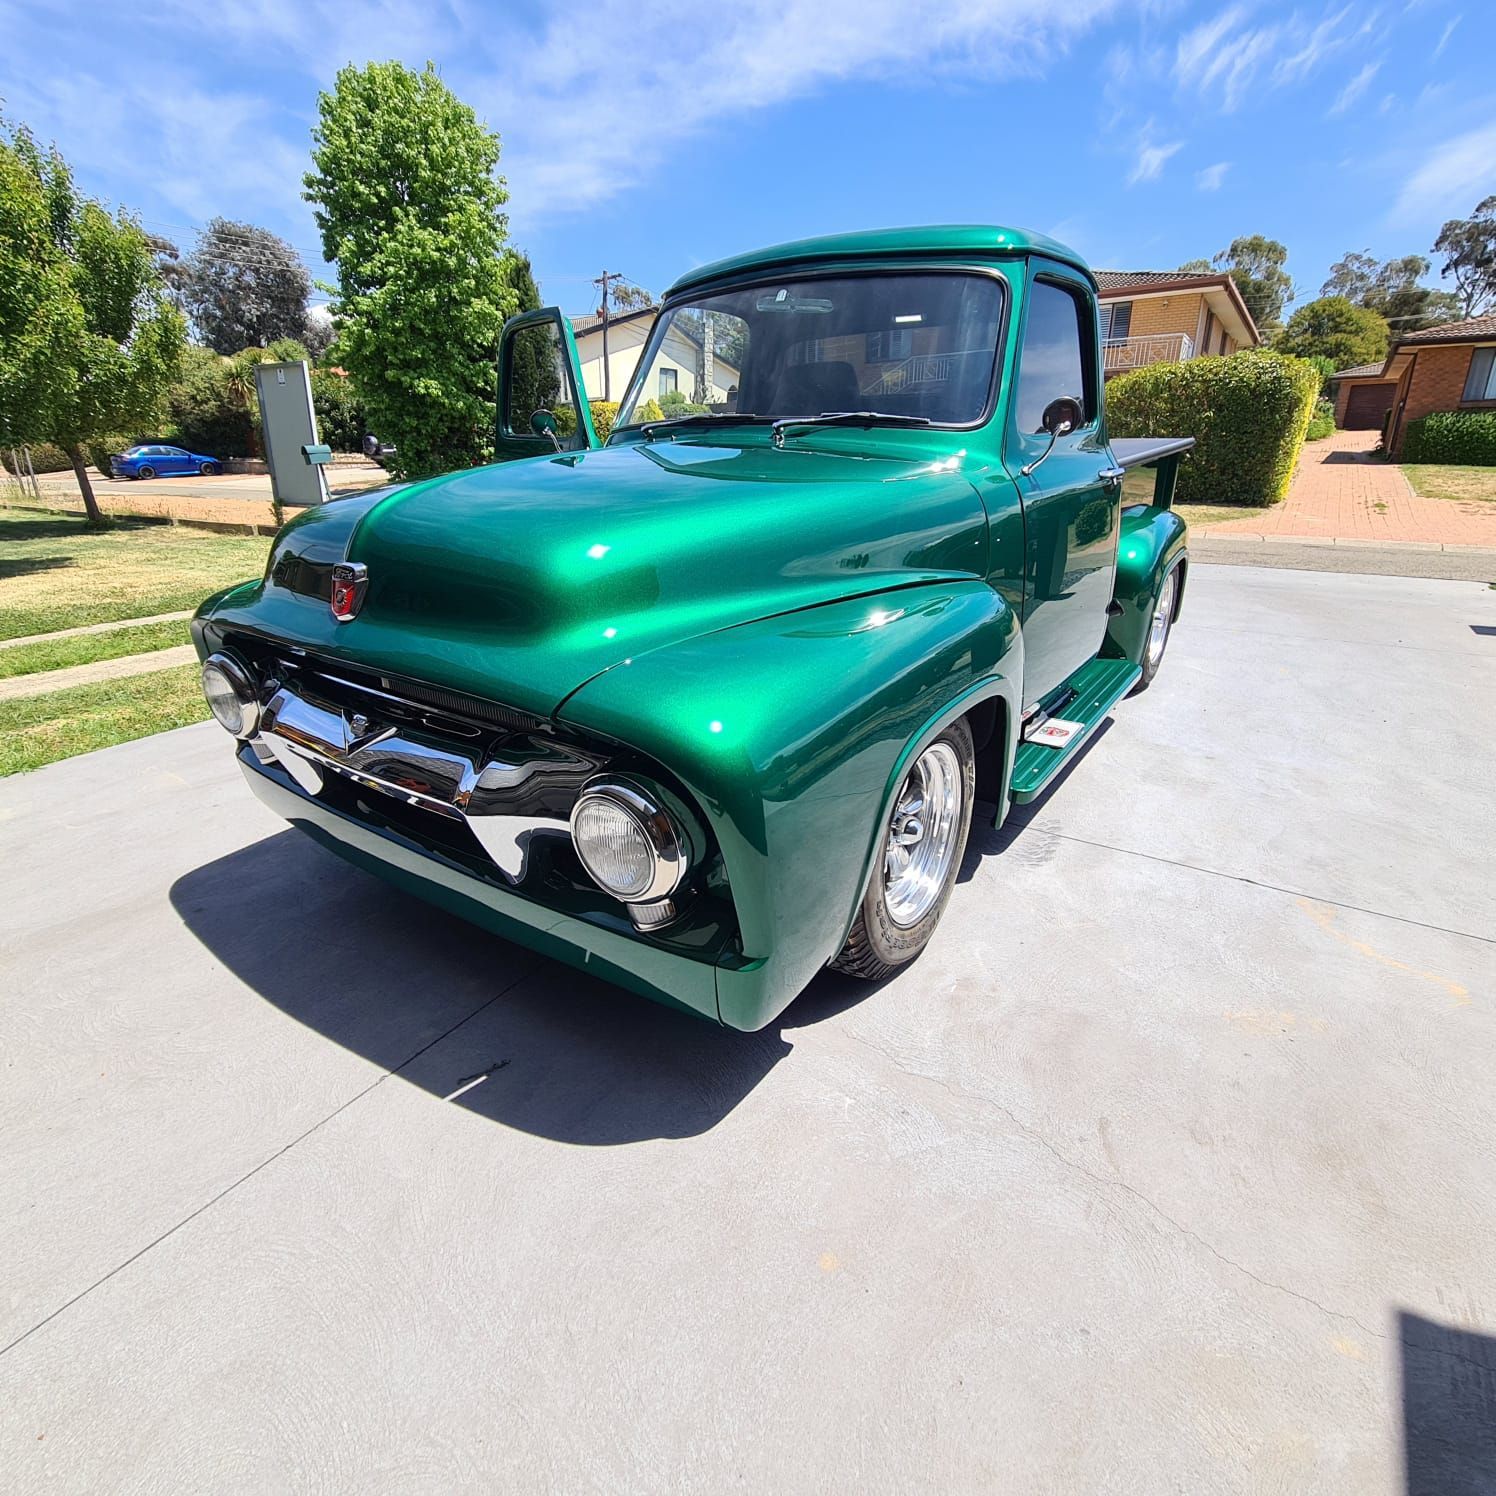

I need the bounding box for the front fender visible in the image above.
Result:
[557,582,1021,1030]
[1106,505,1188,666]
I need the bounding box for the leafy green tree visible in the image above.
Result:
[304,62,516,477]
[500,249,563,431]
[1433,197,1496,318]
[0,119,184,524]
[1211,236,1293,334]
[1320,250,1459,333]
[180,218,311,354]
[1276,296,1389,370]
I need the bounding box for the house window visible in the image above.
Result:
[1462,347,1496,402]
[1100,301,1132,341]
[866,328,914,363]
[658,367,677,398]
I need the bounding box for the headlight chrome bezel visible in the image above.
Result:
[570,777,689,910]
[201,652,261,738]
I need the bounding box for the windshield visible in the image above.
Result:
[614,272,1003,431]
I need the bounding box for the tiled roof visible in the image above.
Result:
[1094,269,1221,291]
[1397,312,1496,346]
[1332,362,1386,379]
[568,305,657,334]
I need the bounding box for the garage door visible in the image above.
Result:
[1343,382,1396,430]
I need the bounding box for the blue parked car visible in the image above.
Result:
[111,444,222,479]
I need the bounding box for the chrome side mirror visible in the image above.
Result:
[1021,396,1084,478]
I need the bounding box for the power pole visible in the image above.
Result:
[593,270,619,401]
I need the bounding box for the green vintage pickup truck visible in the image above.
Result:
[193,225,1191,1031]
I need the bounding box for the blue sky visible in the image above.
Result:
[3,0,1492,323]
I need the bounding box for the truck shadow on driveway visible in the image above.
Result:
[167,830,875,1144]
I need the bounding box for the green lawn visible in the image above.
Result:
[0,618,190,680]
[1401,465,1496,503]
[1174,502,1272,527]
[0,506,268,640]
[0,664,209,776]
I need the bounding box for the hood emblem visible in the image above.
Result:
[330,561,368,622]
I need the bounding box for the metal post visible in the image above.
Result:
[592,270,618,402]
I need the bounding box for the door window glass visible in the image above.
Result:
[1014,281,1090,435]
[503,319,583,445]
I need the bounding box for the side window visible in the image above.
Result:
[1014,280,1092,435]
[503,319,583,445]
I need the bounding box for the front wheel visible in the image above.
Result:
[135,465,155,480]
[199,461,219,476]
[1133,565,1179,692]
[831,716,976,982]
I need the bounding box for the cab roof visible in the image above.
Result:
[667,224,1092,296]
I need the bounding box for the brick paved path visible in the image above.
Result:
[1209,428,1496,547]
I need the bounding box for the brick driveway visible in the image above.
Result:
[1208,429,1496,547]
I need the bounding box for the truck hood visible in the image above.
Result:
[247,439,987,719]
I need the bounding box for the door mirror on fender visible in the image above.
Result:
[1041,396,1083,437]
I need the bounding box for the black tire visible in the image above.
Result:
[831,715,976,982]
[136,465,155,480]
[200,461,219,476]
[1133,564,1180,692]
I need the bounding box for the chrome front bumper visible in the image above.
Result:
[249,680,602,882]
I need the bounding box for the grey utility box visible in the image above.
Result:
[255,360,329,508]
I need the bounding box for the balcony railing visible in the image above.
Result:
[1103,332,1194,374]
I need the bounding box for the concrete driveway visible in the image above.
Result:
[2,564,1494,1493]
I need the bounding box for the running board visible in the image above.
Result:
[1008,657,1141,804]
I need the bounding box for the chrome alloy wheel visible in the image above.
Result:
[883,741,964,928]
[1147,568,1177,672]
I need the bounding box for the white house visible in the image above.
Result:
[570,307,740,407]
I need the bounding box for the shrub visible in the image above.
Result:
[310,367,365,452]
[1305,355,1338,396]
[1106,349,1321,507]
[1401,410,1496,466]
[87,436,134,475]
[589,400,620,441]
[631,398,664,425]
[1305,398,1335,441]
[1,443,73,474]
[166,346,253,459]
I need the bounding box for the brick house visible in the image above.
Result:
[1334,312,1496,451]
[1329,313,1496,454]
[1094,270,1262,378]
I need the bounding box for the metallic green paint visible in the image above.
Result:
[559,582,1020,1031]
[1008,656,1142,803]
[1106,504,1189,667]
[192,228,1190,1031]
[669,224,1095,296]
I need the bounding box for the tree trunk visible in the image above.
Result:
[68,445,106,526]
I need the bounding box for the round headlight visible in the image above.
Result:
[570,779,686,905]
[201,653,260,738]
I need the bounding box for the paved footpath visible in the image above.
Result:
[1209,429,1496,547]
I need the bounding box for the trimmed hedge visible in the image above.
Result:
[1106,349,1321,507]
[1402,410,1496,466]
[1,442,74,475]
[1305,398,1335,442]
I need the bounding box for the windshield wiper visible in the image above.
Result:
[771,410,934,446]
[627,413,774,441]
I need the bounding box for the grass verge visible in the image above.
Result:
[0,619,190,680]
[1401,465,1496,504]
[0,664,208,776]
[1174,503,1274,527]
[0,506,268,639]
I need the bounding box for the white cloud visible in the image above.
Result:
[1173,3,1375,112]
[1195,161,1229,191]
[1328,60,1382,115]
[1128,136,1183,185]
[1431,15,1460,60]
[1392,122,1496,224]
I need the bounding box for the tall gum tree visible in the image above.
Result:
[0,120,184,524]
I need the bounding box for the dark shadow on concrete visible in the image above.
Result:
[171,829,790,1145]
[1471,624,1496,637]
[956,717,1115,883]
[1399,1310,1496,1495]
[1323,450,1384,465]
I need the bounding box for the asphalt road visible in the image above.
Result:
[2,565,1494,1493]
